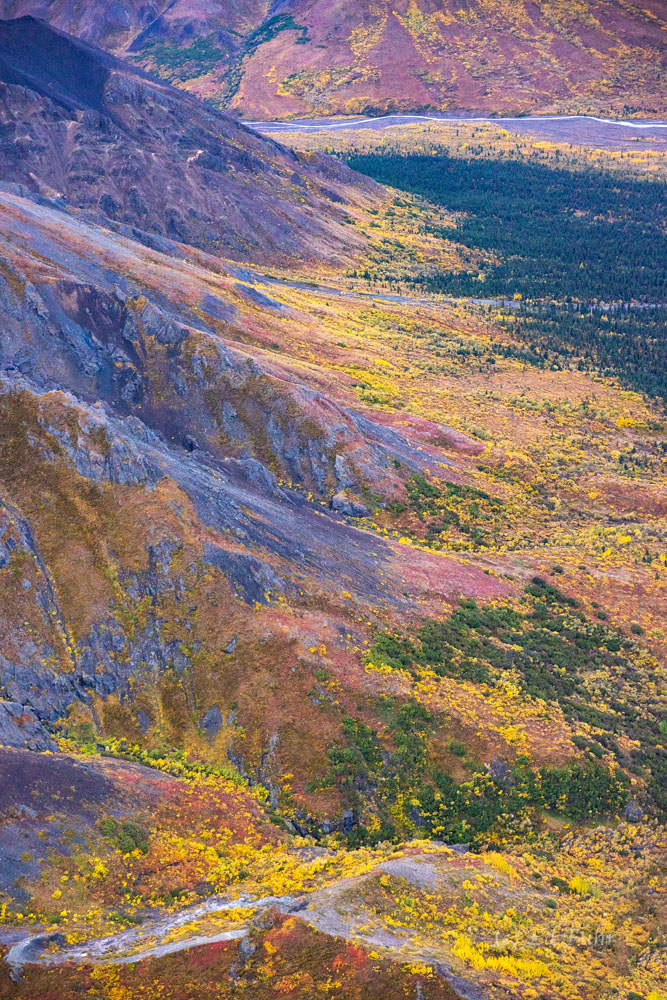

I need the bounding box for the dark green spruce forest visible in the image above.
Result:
[345,151,667,403]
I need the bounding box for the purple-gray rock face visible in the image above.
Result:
[0,180,460,749]
[0,17,375,266]
[200,705,223,739]
[0,700,54,750]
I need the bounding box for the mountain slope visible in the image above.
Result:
[0,21,508,817]
[1,1,666,116]
[0,19,666,1000]
[230,0,667,118]
[0,16,378,265]
[0,15,665,827]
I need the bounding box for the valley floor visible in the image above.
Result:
[243,113,667,152]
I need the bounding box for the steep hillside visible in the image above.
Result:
[1,174,666,991]
[0,16,378,265]
[1,1,666,116]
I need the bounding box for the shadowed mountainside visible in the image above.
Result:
[0,12,121,109]
[0,16,378,265]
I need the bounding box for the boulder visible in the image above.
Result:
[140,302,188,348]
[330,491,369,519]
[624,800,645,823]
[488,757,514,786]
[136,708,152,734]
[200,705,223,739]
[342,809,357,832]
[234,458,277,493]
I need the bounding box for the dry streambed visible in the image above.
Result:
[5,854,462,973]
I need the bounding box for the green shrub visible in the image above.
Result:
[99,818,150,855]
